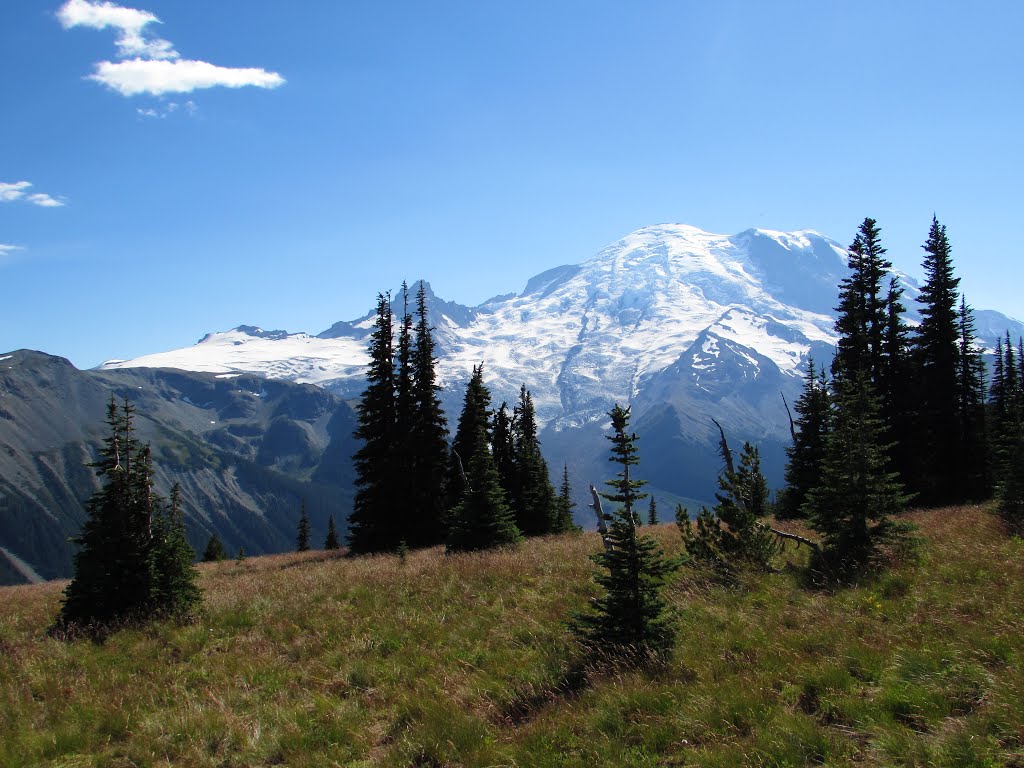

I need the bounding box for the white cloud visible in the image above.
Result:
[27,193,65,208]
[0,181,31,202]
[58,0,285,98]
[0,244,25,263]
[57,0,178,60]
[1,181,66,207]
[91,57,285,97]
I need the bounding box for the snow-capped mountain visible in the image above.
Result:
[100,224,1023,505]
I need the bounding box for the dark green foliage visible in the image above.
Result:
[572,405,678,661]
[804,374,911,580]
[647,496,657,526]
[406,281,450,547]
[911,217,964,504]
[324,514,340,550]
[552,464,581,534]
[510,385,558,536]
[446,370,521,552]
[957,297,990,499]
[348,293,397,554]
[492,402,517,506]
[235,547,246,563]
[202,533,227,562]
[989,334,1023,481]
[833,218,893,385]
[296,500,311,552]
[57,397,201,632]
[681,426,777,576]
[148,483,201,620]
[879,277,915,490]
[997,434,1024,535]
[448,365,492,505]
[779,359,829,519]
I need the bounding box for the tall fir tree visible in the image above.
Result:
[956,297,989,499]
[448,364,492,504]
[647,496,658,526]
[572,405,678,661]
[778,358,830,519]
[324,514,341,550]
[446,370,521,552]
[348,293,398,554]
[804,373,910,580]
[832,218,893,386]
[407,280,450,547]
[911,216,962,504]
[511,385,558,536]
[879,277,915,490]
[296,500,311,552]
[492,402,518,510]
[58,398,200,632]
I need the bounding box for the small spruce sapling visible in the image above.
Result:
[572,404,679,662]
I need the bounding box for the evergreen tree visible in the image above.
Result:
[448,365,492,503]
[511,385,558,536]
[804,373,910,580]
[348,293,398,554]
[956,297,989,499]
[552,464,580,534]
[647,496,658,526]
[879,277,915,490]
[148,483,201,620]
[406,280,450,547]
[446,369,520,552]
[681,430,776,574]
[832,218,893,385]
[492,402,518,508]
[324,514,341,550]
[202,533,227,562]
[58,397,201,632]
[296,500,311,552]
[778,358,829,519]
[572,405,678,661]
[997,434,1024,535]
[911,216,962,504]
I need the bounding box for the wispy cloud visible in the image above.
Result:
[0,181,65,207]
[137,100,197,119]
[58,0,285,97]
[0,244,25,264]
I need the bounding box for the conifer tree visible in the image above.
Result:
[324,514,341,550]
[647,496,658,526]
[832,218,893,385]
[492,402,518,506]
[572,404,678,661]
[203,533,227,562]
[296,500,311,552]
[911,216,962,504]
[511,385,558,536]
[148,483,201,619]
[778,358,829,519]
[407,280,450,547]
[879,277,915,490]
[956,297,989,499]
[348,293,398,554]
[58,397,201,632]
[448,365,492,503]
[681,429,776,573]
[804,373,910,580]
[446,371,520,552]
[997,434,1024,535]
[552,464,580,534]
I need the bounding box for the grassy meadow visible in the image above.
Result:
[1,504,1022,767]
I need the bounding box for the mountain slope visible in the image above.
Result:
[0,350,357,585]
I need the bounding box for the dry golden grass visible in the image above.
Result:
[1,507,1022,767]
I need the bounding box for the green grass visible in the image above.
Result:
[1,504,1022,767]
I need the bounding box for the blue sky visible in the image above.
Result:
[3,1,1022,369]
